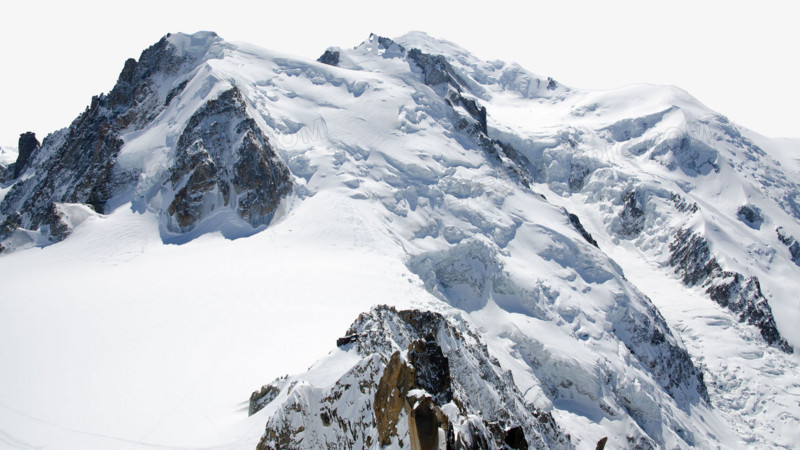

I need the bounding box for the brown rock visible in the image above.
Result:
[406,392,449,450]
[374,351,417,446]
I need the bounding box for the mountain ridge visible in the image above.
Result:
[0,31,798,449]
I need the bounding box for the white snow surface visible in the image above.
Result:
[1,31,799,449]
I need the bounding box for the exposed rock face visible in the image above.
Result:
[41,202,72,243]
[505,425,528,450]
[249,382,282,416]
[0,35,187,244]
[374,351,419,446]
[13,132,39,178]
[407,336,452,405]
[317,49,340,66]
[0,33,291,249]
[670,228,792,352]
[737,204,763,229]
[619,190,645,238]
[777,227,800,266]
[255,306,572,449]
[402,38,532,188]
[406,391,450,450]
[567,211,599,247]
[0,212,22,243]
[166,87,291,232]
[407,48,465,88]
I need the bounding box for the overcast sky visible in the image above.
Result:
[1,0,797,147]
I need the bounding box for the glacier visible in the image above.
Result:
[0,31,798,449]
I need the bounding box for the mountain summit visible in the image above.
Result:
[0,31,798,449]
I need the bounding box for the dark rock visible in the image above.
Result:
[13,132,39,178]
[669,228,718,287]
[407,46,533,190]
[567,211,599,248]
[707,273,792,353]
[407,48,466,89]
[41,203,71,243]
[336,334,359,347]
[619,190,645,238]
[546,77,558,90]
[258,305,573,448]
[456,95,487,134]
[670,192,699,214]
[407,337,453,405]
[320,411,331,426]
[789,241,800,265]
[596,436,608,450]
[569,163,591,191]
[505,425,529,450]
[670,229,792,353]
[345,306,571,449]
[249,383,281,416]
[737,204,763,229]
[167,87,292,232]
[316,49,340,66]
[0,212,22,241]
[477,136,533,188]
[614,289,711,405]
[0,34,187,244]
[777,227,800,266]
[165,80,189,105]
[376,35,406,53]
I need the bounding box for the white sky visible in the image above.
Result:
[0,0,797,147]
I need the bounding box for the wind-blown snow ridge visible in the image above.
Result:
[0,30,798,449]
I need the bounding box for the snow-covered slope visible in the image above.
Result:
[0,31,798,449]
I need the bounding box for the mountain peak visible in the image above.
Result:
[165,30,224,58]
[0,31,798,449]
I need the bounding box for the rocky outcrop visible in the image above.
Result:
[0,35,188,245]
[373,351,424,446]
[0,33,291,249]
[407,336,452,405]
[249,382,282,416]
[670,192,698,214]
[566,211,599,247]
[255,306,572,449]
[166,87,292,232]
[737,204,763,229]
[316,49,340,66]
[403,40,533,188]
[0,212,22,243]
[12,132,39,178]
[407,48,465,88]
[776,227,800,266]
[619,190,645,238]
[669,228,792,352]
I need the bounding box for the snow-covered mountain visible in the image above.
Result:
[1,31,798,449]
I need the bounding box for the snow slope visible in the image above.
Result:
[0,31,798,449]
